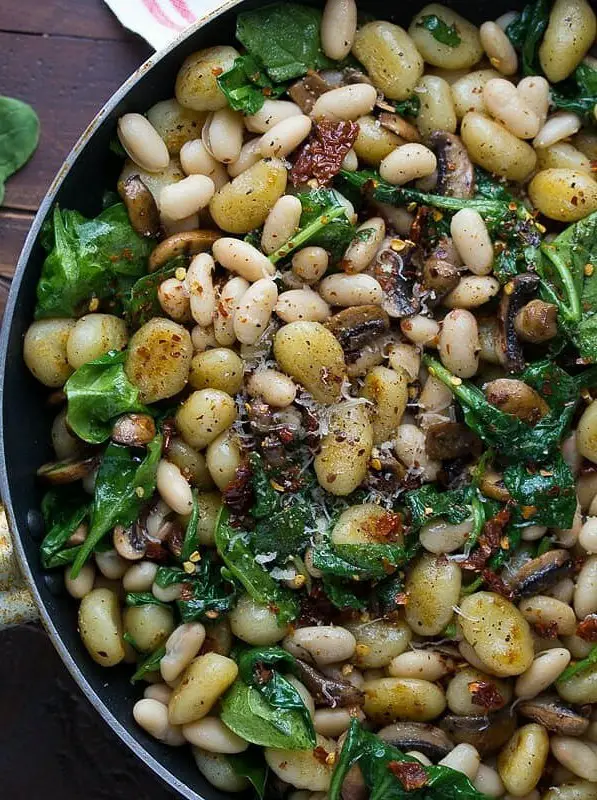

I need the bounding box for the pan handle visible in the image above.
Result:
[0,505,38,628]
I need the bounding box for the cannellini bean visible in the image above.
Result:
[419,518,473,554]
[133,699,185,745]
[319,274,382,306]
[353,21,423,100]
[342,218,386,274]
[321,0,357,60]
[213,276,249,347]
[314,707,363,738]
[534,112,582,149]
[245,99,302,134]
[388,650,454,681]
[260,114,312,158]
[387,343,420,382]
[579,519,597,553]
[265,735,335,791]
[311,84,377,122]
[519,596,578,636]
[156,459,193,515]
[473,764,505,798]
[483,79,540,139]
[548,578,576,605]
[169,653,238,725]
[226,138,262,179]
[551,737,597,782]
[515,648,571,699]
[539,0,596,83]
[275,289,330,323]
[380,143,437,185]
[406,751,433,767]
[183,717,248,753]
[193,749,249,792]
[261,195,303,255]
[160,174,215,220]
[401,315,440,346]
[314,403,373,494]
[205,430,242,490]
[347,618,411,668]
[203,108,243,164]
[439,744,480,780]
[419,374,453,413]
[179,139,228,188]
[405,553,461,637]
[283,626,356,665]
[123,561,158,593]
[292,246,329,283]
[229,594,289,646]
[363,677,446,724]
[528,168,597,223]
[184,252,216,327]
[212,238,275,282]
[461,112,537,181]
[65,563,95,599]
[95,549,128,580]
[247,369,296,408]
[444,276,500,309]
[161,623,206,684]
[575,556,597,618]
[233,279,278,345]
[78,588,125,667]
[158,278,191,323]
[394,424,440,481]
[480,22,517,75]
[144,683,172,705]
[117,113,169,173]
[498,724,550,795]
[517,76,550,128]
[439,309,480,378]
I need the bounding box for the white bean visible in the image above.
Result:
[234,279,278,345]
[191,324,218,352]
[387,343,420,382]
[311,84,377,122]
[483,78,540,139]
[133,698,185,746]
[260,115,312,158]
[519,596,577,636]
[551,738,597,782]
[179,139,228,189]
[514,648,571,699]
[161,623,207,683]
[275,289,330,323]
[394,424,440,481]
[212,238,275,282]
[439,744,480,780]
[534,113,583,150]
[419,517,474,554]
[203,108,243,164]
[153,581,182,603]
[95,549,128,580]
[292,247,329,283]
[480,22,518,75]
[319,274,382,306]
[388,650,454,681]
[575,556,597,619]
[158,278,191,323]
[123,561,158,593]
[517,76,550,128]
[314,707,363,738]
[401,315,440,346]
[227,138,263,179]
[261,195,303,255]
[450,208,494,275]
[444,276,500,309]
[65,563,95,599]
[439,309,480,378]
[144,683,172,705]
[214,276,250,346]
[342,148,358,171]
[160,174,215,221]
[247,369,297,407]
[380,144,437,185]
[342,218,386,274]
[183,717,248,753]
[245,99,302,134]
[579,518,597,553]
[321,0,357,60]
[156,460,194,515]
[283,626,356,665]
[117,113,169,173]
[474,764,505,798]
[185,252,216,327]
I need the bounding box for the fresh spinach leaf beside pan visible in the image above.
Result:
[20,0,597,797]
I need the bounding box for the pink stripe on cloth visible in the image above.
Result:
[141,0,184,31]
[169,0,196,23]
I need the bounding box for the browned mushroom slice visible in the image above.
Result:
[425,421,483,461]
[428,132,474,198]
[439,709,517,755]
[373,241,421,318]
[514,299,559,344]
[377,723,453,760]
[148,230,222,272]
[293,658,365,708]
[479,470,511,503]
[325,305,390,353]
[111,413,157,447]
[37,454,99,484]
[485,378,550,424]
[288,72,332,114]
[120,175,161,238]
[498,272,540,372]
[341,765,368,800]
[379,112,421,143]
[113,524,147,561]
[510,550,573,599]
[518,695,590,736]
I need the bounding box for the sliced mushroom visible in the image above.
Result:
[120,175,161,238]
[67,522,88,546]
[498,272,540,372]
[428,132,474,198]
[509,550,573,599]
[37,454,99,484]
[148,230,221,272]
[514,299,559,344]
[425,421,483,461]
[377,723,453,760]
[293,658,365,708]
[373,240,421,318]
[379,112,421,143]
[439,709,517,755]
[479,470,511,503]
[325,305,390,355]
[288,72,332,114]
[518,695,590,736]
[113,524,147,561]
[485,378,550,424]
[111,413,157,447]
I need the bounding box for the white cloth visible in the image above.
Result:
[103,0,230,50]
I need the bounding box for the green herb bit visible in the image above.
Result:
[417,14,461,47]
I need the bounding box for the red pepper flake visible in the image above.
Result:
[533,620,560,639]
[144,540,169,562]
[313,746,331,765]
[468,680,504,710]
[290,120,359,186]
[222,462,253,514]
[577,614,597,641]
[388,761,429,790]
[461,506,511,571]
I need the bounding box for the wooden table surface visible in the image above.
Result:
[0,0,152,320]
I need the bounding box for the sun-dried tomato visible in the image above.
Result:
[480,568,515,600]
[388,761,429,790]
[222,462,253,514]
[290,120,359,186]
[533,620,560,639]
[577,614,597,641]
[468,680,504,710]
[461,507,511,571]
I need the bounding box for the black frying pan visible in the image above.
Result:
[0,0,527,796]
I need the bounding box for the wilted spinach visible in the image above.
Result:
[551,62,597,122]
[505,0,551,76]
[405,484,475,530]
[40,488,91,569]
[125,592,169,608]
[558,644,597,684]
[124,257,184,329]
[416,15,461,47]
[217,54,286,115]
[227,750,268,799]
[0,96,39,205]
[130,644,166,684]
[504,452,577,529]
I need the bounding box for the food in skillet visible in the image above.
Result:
[21,0,597,795]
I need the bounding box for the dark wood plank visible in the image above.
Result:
[0,31,151,212]
[0,209,34,281]
[0,0,136,41]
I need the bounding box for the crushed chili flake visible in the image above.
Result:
[290,120,359,186]
[577,614,597,641]
[313,746,332,765]
[362,510,403,542]
[461,506,511,571]
[179,583,195,601]
[222,462,253,515]
[468,680,504,710]
[388,761,429,790]
[533,620,560,639]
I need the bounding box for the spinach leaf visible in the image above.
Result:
[552,62,597,121]
[215,507,299,623]
[180,490,200,563]
[227,750,268,799]
[416,15,461,47]
[124,258,183,329]
[125,592,169,608]
[474,168,516,203]
[250,452,280,518]
[505,0,551,76]
[155,556,237,622]
[64,350,149,444]
[236,3,335,83]
[557,644,597,684]
[0,96,39,203]
[322,575,368,610]
[405,484,474,530]
[504,452,577,529]
[312,532,418,581]
[40,488,91,569]
[70,435,162,578]
[268,188,354,265]
[131,645,166,684]
[35,204,153,319]
[218,54,286,115]
[393,95,421,118]
[253,502,312,560]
